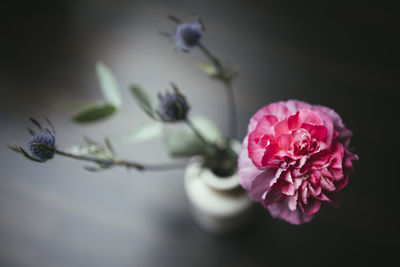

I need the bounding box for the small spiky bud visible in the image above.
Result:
[157,84,190,122]
[173,21,204,52]
[27,118,56,162]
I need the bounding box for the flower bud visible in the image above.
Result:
[173,22,203,52]
[158,85,190,122]
[27,118,56,162]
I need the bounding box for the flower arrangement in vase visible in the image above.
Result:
[8,15,357,233]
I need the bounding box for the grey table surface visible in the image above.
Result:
[0,1,398,266]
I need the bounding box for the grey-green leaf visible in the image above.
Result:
[72,104,116,123]
[121,121,163,144]
[130,85,155,119]
[163,116,225,157]
[96,62,122,108]
[197,62,218,77]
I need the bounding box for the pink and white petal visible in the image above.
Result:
[308,183,322,197]
[308,125,328,141]
[288,192,298,211]
[315,110,335,146]
[320,176,336,192]
[300,185,309,204]
[248,131,266,167]
[260,142,280,167]
[335,173,349,192]
[238,138,264,190]
[312,105,349,147]
[267,200,314,225]
[277,133,292,150]
[281,182,295,196]
[253,115,278,141]
[248,103,286,133]
[248,167,277,201]
[285,100,313,113]
[293,177,303,190]
[318,193,332,202]
[273,119,290,136]
[287,111,300,130]
[298,109,325,126]
[265,102,292,120]
[262,180,286,206]
[330,168,344,181]
[299,198,321,215]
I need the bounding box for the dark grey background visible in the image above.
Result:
[1,1,398,266]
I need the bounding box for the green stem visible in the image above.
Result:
[53,148,185,171]
[185,119,216,151]
[224,82,237,139]
[197,43,237,139]
[197,43,224,74]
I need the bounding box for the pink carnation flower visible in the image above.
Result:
[238,100,358,224]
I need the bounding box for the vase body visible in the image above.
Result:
[184,141,253,234]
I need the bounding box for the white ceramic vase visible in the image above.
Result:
[184,141,253,234]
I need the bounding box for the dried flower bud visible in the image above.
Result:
[157,85,190,122]
[173,22,203,52]
[27,118,56,162]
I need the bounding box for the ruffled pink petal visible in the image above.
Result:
[285,100,313,113]
[320,176,336,191]
[330,168,344,181]
[335,173,349,192]
[277,134,292,150]
[248,102,289,132]
[293,177,303,190]
[265,102,292,120]
[260,142,280,167]
[274,119,289,136]
[281,182,295,196]
[288,192,298,211]
[309,125,328,141]
[298,109,325,125]
[313,104,352,147]
[301,185,309,204]
[329,141,345,169]
[238,136,264,190]
[267,200,314,225]
[248,168,277,201]
[262,179,286,206]
[288,111,300,130]
[299,198,321,215]
[308,183,322,197]
[248,131,266,167]
[253,116,278,140]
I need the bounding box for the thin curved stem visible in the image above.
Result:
[197,43,238,139]
[197,43,224,73]
[53,149,186,171]
[224,82,237,139]
[184,119,214,148]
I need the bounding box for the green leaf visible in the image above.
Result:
[120,121,163,144]
[130,85,156,119]
[197,61,239,83]
[104,138,115,156]
[96,62,122,108]
[197,62,218,77]
[72,104,116,123]
[163,116,225,157]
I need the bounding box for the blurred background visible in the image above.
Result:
[1,0,399,266]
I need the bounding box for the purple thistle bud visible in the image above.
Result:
[27,118,56,162]
[173,22,203,52]
[158,85,190,122]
